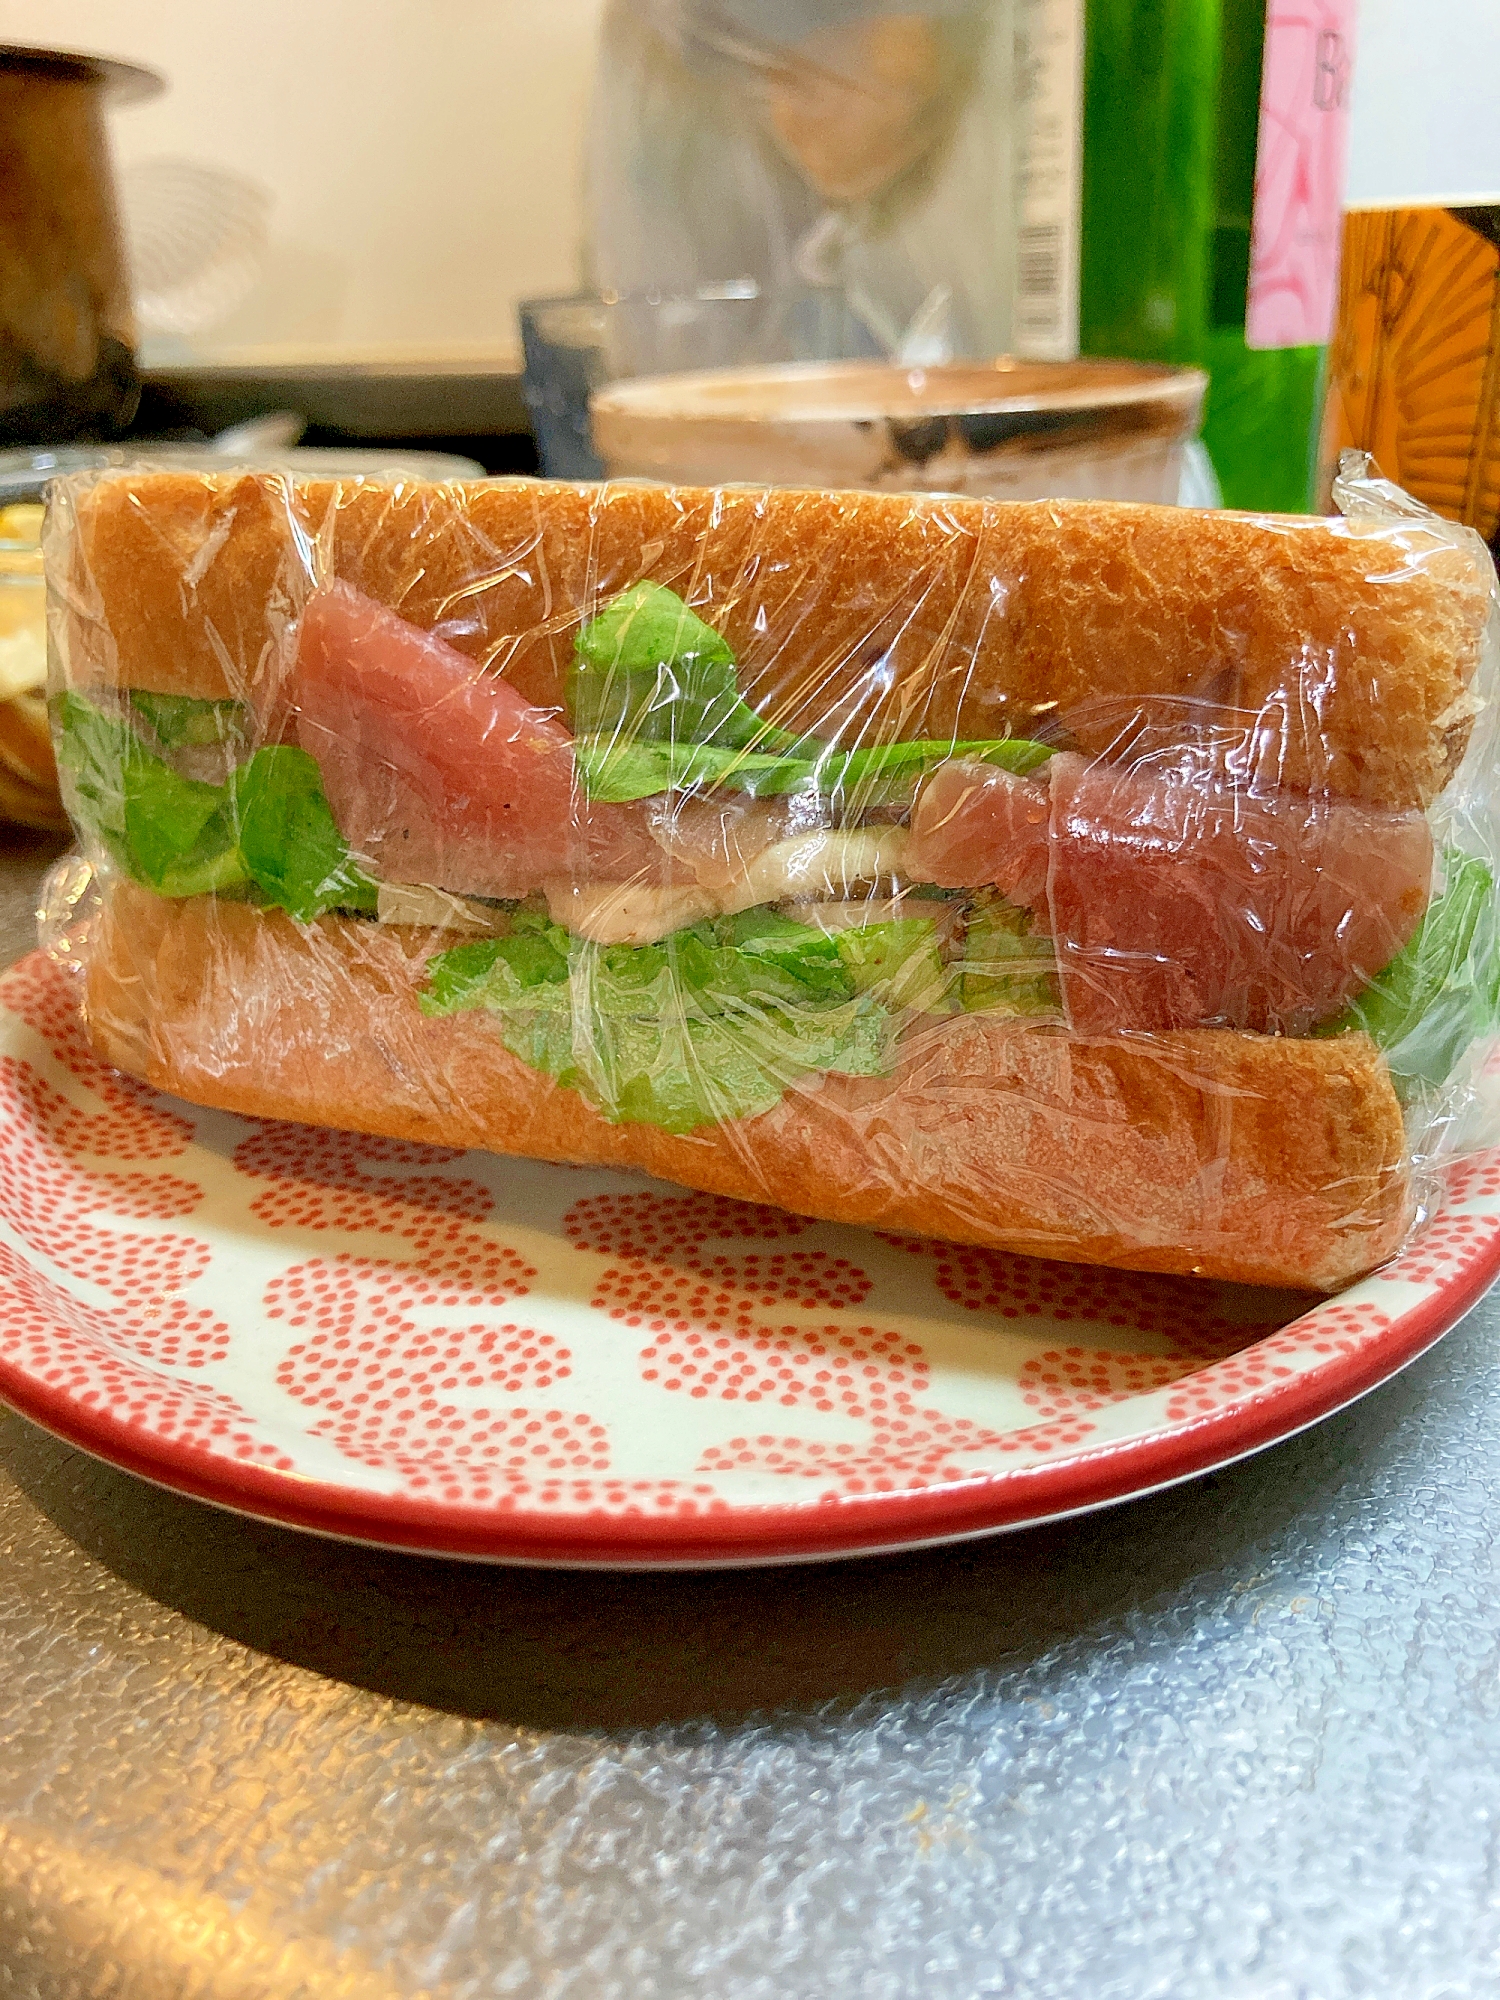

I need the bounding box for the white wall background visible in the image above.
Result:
[1345,0,1500,207]
[2,0,1496,360]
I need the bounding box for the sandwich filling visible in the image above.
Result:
[56,578,1498,1135]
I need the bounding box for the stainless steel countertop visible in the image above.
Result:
[4,832,1500,1999]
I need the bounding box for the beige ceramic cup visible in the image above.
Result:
[590,357,1208,503]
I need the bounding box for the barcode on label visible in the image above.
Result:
[1017,224,1062,302]
[1011,0,1083,358]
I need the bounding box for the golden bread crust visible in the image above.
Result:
[84,884,1412,1291]
[57,472,1491,811]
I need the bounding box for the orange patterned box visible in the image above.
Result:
[1319,203,1500,559]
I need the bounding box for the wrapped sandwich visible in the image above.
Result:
[41,462,1500,1291]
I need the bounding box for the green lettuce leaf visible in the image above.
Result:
[519,994,887,1136]
[834,916,950,1011]
[723,907,850,1003]
[55,692,250,896]
[1318,850,1499,1091]
[421,905,912,1133]
[957,895,1059,1016]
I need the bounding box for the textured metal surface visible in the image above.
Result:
[3,840,1500,1997]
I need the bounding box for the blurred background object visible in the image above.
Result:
[1319,206,1500,556]
[0,0,1479,516]
[0,44,161,446]
[0,503,64,831]
[1317,0,1500,555]
[119,157,271,340]
[586,2,1024,366]
[1078,0,1354,513]
[0,0,1478,478]
[521,285,879,478]
[590,355,1206,501]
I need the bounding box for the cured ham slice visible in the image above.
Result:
[909,751,1433,1035]
[903,759,1051,907]
[292,582,673,896]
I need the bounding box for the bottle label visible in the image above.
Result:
[1012,0,1085,360]
[1245,0,1359,351]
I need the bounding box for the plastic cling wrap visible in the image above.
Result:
[39,461,1500,1291]
[585,1,1013,362]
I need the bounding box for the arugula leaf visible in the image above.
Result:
[1318,851,1498,1091]
[833,737,1054,788]
[130,692,248,749]
[55,693,250,896]
[568,582,1056,804]
[573,729,1055,803]
[422,905,902,1132]
[568,580,800,751]
[122,759,224,881]
[232,746,378,922]
[572,738,801,802]
[56,694,377,921]
[53,693,137,852]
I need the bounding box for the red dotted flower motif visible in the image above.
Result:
[0,1241,287,1467]
[565,1189,821,1256]
[2,955,186,1124]
[0,1055,207,1262]
[1161,1145,1500,1425]
[566,1190,1103,1489]
[877,1235,1323,1432]
[879,1235,1286,1357]
[1019,1345,1207,1419]
[1160,1299,1391,1420]
[696,1412,1099,1490]
[225,1128,713,1510]
[0,959,273,1457]
[0,962,223,1372]
[230,1123,629,1504]
[1442,1153,1500,1207]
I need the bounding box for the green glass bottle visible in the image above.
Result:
[1078,0,1326,512]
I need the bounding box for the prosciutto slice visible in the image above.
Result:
[909,751,1433,1035]
[291,582,673,896]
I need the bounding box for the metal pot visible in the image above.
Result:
[0,45,162,444]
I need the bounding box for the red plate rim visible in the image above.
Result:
[3,1223,1495,1567]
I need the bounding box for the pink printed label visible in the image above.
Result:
[1246,0,1359,351]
